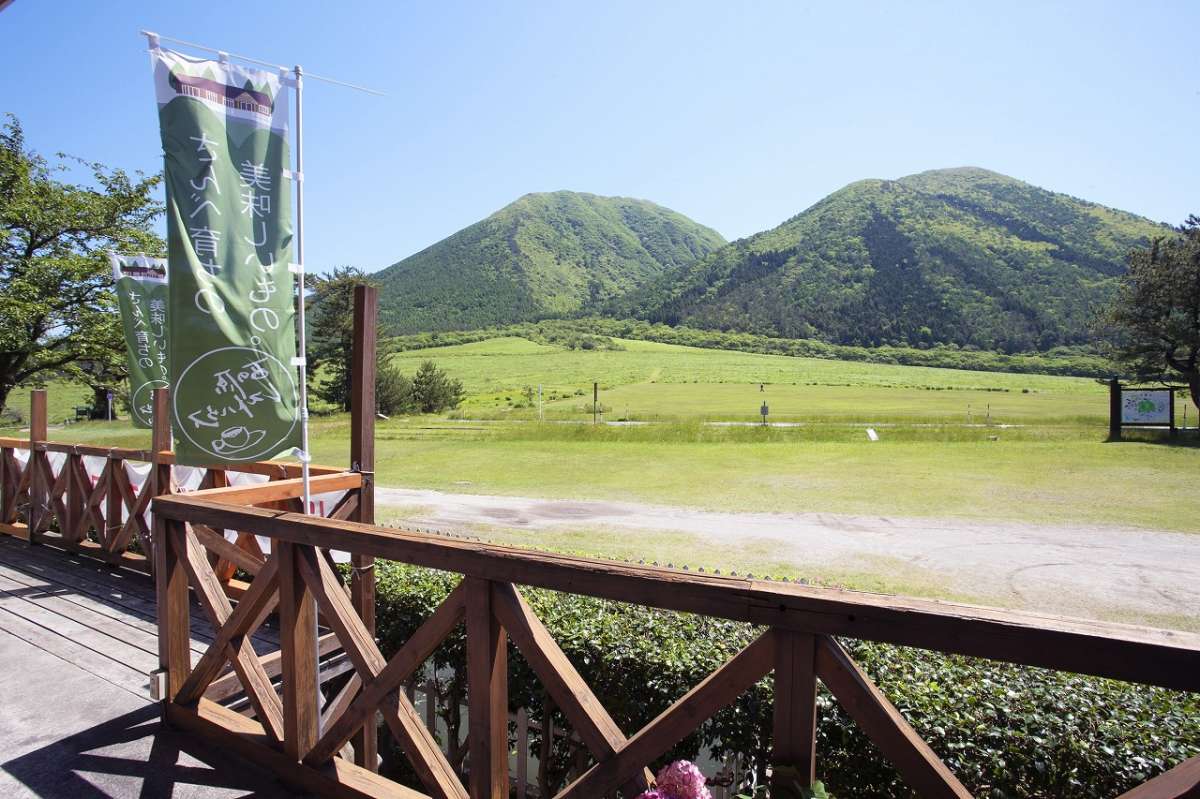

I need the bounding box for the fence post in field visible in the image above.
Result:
[350,282,379,770]
[1109,378,1121,440]
[28,389,47,539]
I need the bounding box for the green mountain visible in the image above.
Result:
[377,191,727,333]
[629,168,1168,353]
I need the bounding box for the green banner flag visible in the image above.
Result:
[150,48,301,465]
[110,254,169,428]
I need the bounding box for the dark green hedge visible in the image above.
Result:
[371,562,1200,798]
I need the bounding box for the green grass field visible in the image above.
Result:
[390,337,1121,422]
[8,336,1198,533]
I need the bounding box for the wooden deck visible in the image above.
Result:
[0,536,308,798]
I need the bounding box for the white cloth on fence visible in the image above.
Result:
[80,455,108,520]
[124,461,152,526]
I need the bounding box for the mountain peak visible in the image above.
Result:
[630,168,1167,353]
[900,166,1012,181]
[377,192,726,334]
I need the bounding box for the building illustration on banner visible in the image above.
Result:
[167,68,275,117]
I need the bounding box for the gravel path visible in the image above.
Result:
[376,486,1200,624]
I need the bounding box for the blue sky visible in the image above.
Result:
[2,1,1197,275]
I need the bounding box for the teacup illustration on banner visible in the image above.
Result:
[211,426,267,456]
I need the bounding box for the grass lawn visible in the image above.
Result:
[321,424,1200,532]
[1,380,93,430]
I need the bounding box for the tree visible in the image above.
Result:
[308,266,374,411]
[1101,216,1200,410]
[375,351,415,415]
[411,360,464,413]
[0,115,163,413]
[307,267,418,415]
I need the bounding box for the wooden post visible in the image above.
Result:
[150,388,172,567]
[1109,378,1122,440]
[28,390,47,539]
[0,446,10,527]
[772,631,818,796]
[1169,389,1178,438]
[466,578,508,799]
[105,459,123,550]
[350,283,378,770]
[156,516,191,707]
[278,541,320,761]
[29,389,47,442]
[65,452,86,544]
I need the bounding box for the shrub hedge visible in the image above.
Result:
[371,561,1200,798]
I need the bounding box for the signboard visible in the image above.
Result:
[110,254,169,428]
[1120,389,1172,426]
[150,47,300,465]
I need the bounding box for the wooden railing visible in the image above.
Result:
[0,389,348,589]
[151,475,1200,799]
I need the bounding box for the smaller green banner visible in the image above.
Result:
[111,254,169,428]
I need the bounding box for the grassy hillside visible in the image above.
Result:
[630,167,1168,353]
[376,191,726,333]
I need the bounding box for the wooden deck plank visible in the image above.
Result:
[0,537,281,650]
[0,537,195,620]
[0,559,211,656]
[0,574,160,676]
[0,603,149,697]
[0,569,162,658]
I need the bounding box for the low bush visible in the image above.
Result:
[371,561,1200,798]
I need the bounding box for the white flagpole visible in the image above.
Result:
[293,64,312,516]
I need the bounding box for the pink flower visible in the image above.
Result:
[635,792,666,799]
[654,760,713,799]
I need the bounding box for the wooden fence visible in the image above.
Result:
[150,471,1200,799]
[0,388,351,586]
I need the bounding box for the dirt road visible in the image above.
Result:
[376,486,1200,626]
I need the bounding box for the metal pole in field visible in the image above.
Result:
[538,384,543,422]
[293,64,312,516]
[593,382,598,425]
